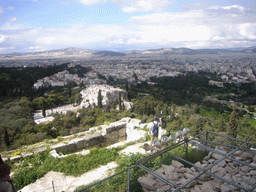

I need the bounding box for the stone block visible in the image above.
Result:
[66,142,77,152]
[119,135,126,141]
[75,138,85,149]
[194,162,204,170]
[172,160,184,169]
[185,180,197,189]
[248,170,256,176]
[138,176,157,191]
[118,128,126,138]
[111,121,126,130]
[198,173,210,181]
[211,165,219,174]
[241,166,250,173]
[178,167,187,173]
[88,134,103,147]
[176,177,186,185]
[191,185,202,192]
[34,147,47,154]
[223,173,232,181]
[105,125,117,133]
[225,165,235,173]
[201,182,215,192]
[167,172,180,182]
[184,172,194,180]
[233,150,243,156]
[241,152,253,160]
[221,183,236,192]
[156,185,172,192]
[155,178,167,189]
[104,131,119,144]
[51,143,68,152]
[232,175,240,183]
[212,149,226,160]
[21,152,33,158]
[216,167,227,177]
[10,155,22,161]
[210,179,222,191]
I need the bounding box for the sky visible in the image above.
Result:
[0,0,255,54]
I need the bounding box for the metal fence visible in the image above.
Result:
[77,131,256,192]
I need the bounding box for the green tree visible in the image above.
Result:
[186,114,206,136]
[18,97,33,118]
[218,114,225,132]
[4,127,10,147]
[119,92,122,111]
[238,114,256,143]
[227,105,238,139]
[97,90,102,108]
[42,99,46,117]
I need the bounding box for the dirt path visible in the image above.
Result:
[20,125,150,192]
[20,141,148,192]
[20,162,118,192]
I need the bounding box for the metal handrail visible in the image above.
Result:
[76,131,256,192]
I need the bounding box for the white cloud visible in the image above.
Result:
[125,25,211,44]
[0,34,8,42]
[79,0,106,5]
[27,46,45,52]
[0,22,24,30]
[130,10,204,24]
[10,17,17,22]
[208,5,245,12]
[6,6,14,11]
[78,0,173,12]
[121,0,173,13]
[1,3,256,53]
[239,23,256,39]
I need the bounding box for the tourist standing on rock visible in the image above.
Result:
[149,117,161,148]
[0,155,17,192]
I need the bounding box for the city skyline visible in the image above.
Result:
[0,0,256,54]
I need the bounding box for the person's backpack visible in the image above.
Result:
[152,122,159,135]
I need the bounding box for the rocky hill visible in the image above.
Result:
[80,84,132,110]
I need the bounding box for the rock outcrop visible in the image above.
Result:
[80,84,132,110]
[138,147,256,191]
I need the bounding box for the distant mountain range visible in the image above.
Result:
[2,46,256,57]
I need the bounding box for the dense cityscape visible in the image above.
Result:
[1,47,256,87]
[1,47,256,192]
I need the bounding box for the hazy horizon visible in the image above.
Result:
[0,0,256,54]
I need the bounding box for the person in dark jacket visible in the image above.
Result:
[148,116,162,148]
[0,155,16,192]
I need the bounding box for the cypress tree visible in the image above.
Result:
[4,127,10,147]
[119,92,122,111]
[125,79,130,101]
[42,99,46,117]
[218,114,225,132]
[227,105,238,142]
[97,90,102,108]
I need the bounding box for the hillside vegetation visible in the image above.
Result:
[1,69,256,191]
[1,71,256,152]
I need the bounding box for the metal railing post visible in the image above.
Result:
[52,180,55,192]
[127,168,130,192]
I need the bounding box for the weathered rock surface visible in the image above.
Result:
[80,84,130,109]
[138,147,256,192]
